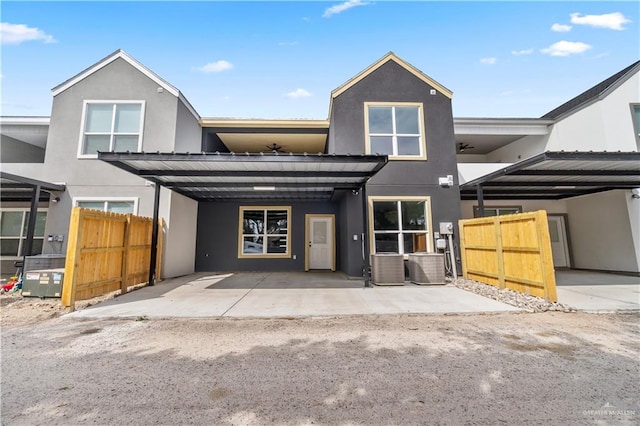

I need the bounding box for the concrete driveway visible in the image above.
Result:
[556,270,640,312]
[68,271,519,319]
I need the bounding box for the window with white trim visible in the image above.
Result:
[365,103,425,159]
[0,209,47,257]
[371,199,430,254]
[239,206,290,258]
[75,199,137,214]
[79,101,144,157]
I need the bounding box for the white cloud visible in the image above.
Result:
[551,23,572,32]
[1,22,56,45]
[512,49,533,55]
[570,12,631,30]
[541,40,592,57]
[193,60,233,73]
[284,88,312,99]
[323,0,369,18]
[480,57,497,65]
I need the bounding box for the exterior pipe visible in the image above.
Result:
[361,184,371,288]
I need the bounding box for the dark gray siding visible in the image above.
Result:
[196,201,340,272]
[328,59,462,271]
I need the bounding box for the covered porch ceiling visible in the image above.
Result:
[460,151,640,200]
[200,119,330,154]
[98,152,388,201]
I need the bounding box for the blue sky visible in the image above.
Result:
[1,1,638,119]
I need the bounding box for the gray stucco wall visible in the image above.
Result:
[174,99,202,152]
[1,135,45,163]
[1,57,201,279]
[196,201,339,272]
[329,59,462,273]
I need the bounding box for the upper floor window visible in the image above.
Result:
[74,198,137,214]
[365,102,426,160]
[0,209,47,257]
[78,101,145,157]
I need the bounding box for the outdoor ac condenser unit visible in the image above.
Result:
[408,253,445,285]
[371,254,405,285]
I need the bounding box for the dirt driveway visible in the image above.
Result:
[1,311,638,425]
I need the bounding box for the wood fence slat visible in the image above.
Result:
[62,207,164,311]
[458,210,557,302]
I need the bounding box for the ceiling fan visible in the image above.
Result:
[266,143,284,153]
[458,143,474,153]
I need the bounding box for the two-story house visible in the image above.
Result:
[456,60,640,276]
[1,51,463,281]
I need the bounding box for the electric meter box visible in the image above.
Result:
[22,268,64,298]
[439,222,454,235]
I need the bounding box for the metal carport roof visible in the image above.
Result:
[0,172,66,203]
[97,152,388,201]
[460,151,640,200]
[98,151,388,287]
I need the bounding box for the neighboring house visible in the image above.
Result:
[1,50,462,280]
[456,60,640,276]
[2,51,638,278]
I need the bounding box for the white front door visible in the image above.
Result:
[548,215,570,268]
[308,216,334,270]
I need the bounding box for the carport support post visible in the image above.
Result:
[476,184,485,217]
[148,183,161,286]
[361,184,371,288]
[23,185,41,259]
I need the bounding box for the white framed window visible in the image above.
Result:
[473,206,522,218]
[364,102,426,160]
[369,197,432,255]
[74,198,138,214]
[78,100,145,158]
[238,206,291,258]
[0,209,47,258]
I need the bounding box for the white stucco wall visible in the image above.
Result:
[565,190,639,273]
[546,72,639,152]
[626,191,640,271]
[457,163,512,185]
[486,134,549,163]
[161,191,197,278]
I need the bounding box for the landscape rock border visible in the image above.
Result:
[450,277,577,313]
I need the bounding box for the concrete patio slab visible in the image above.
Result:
[67,272,520,319]
[556,270,640,312]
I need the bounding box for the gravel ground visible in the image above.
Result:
[2,310,639,425]
[451,278,577,313]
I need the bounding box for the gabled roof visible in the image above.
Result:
[331,52,453,100]
[51,49,200,120]
[541,60,640,120]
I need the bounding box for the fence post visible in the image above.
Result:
[495,216,506,289]
[536,210,558,302]
[61,208,84,311]
[120,214,132,294]
[457,220,468,279]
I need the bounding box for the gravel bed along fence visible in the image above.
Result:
[450,277,577,313]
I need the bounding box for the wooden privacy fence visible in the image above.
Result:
[458,210,557,302]
[61,208,163,310]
